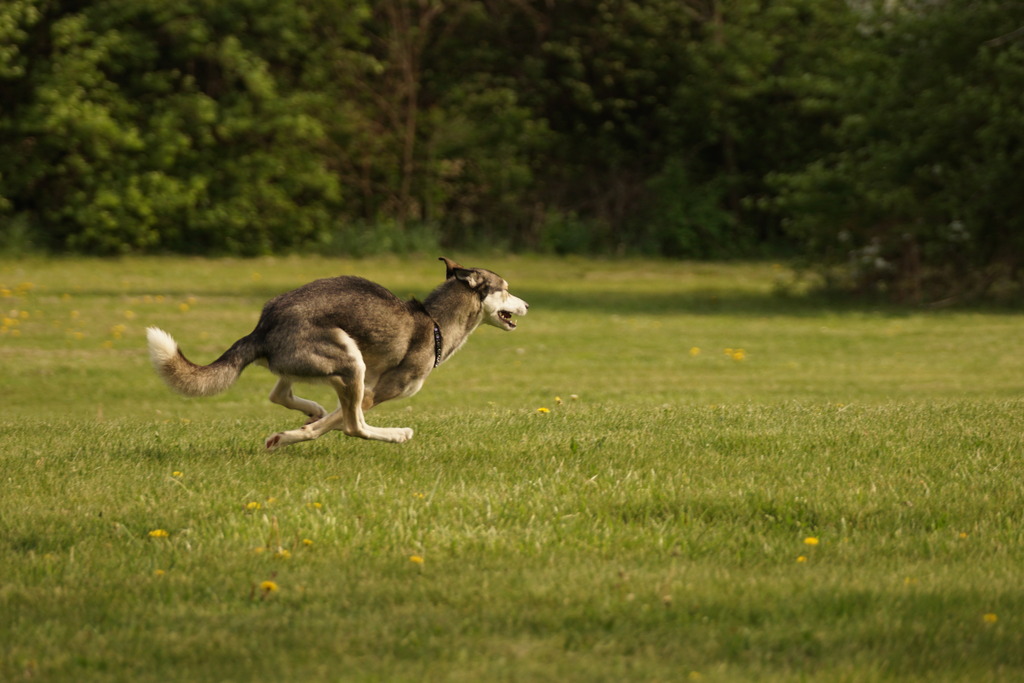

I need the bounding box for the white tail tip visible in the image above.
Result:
[146,326,178,366]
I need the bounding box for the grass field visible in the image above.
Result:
[2,255,1023,682]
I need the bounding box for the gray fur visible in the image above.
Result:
[146,258,528,449]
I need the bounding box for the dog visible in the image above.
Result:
[146,257,528,450]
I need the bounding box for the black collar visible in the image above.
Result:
[433,323,443,368]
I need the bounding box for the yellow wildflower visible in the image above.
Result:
[804,537,819,546]
[246,501,262,511]
[148,529,169,538]
[302,538,314,546]
[796,555,808,563]
[983,613,998,624]
[409,555,425,564]
[274,549,292,560]
[689,346,701,356]
[537,407,550,414]
[260,580,279,593]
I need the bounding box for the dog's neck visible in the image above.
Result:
[422,280,484,365]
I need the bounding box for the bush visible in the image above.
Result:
[773,0,1024,303]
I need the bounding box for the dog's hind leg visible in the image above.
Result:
[265,375,414,450]
[268,378,327,423]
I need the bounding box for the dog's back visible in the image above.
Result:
[253,276,426,378]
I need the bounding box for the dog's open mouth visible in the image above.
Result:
[498,310,517,329]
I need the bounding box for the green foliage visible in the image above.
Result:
[773,0,1024,303]
[1,0,1022,301]
[0,0,344,254]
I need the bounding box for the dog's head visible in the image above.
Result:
[440,257,529,330]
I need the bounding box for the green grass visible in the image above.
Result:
[2,255,1023,682]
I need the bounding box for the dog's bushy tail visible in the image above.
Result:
[146,327,259,397]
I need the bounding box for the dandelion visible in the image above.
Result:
[274,549,292,560]
[246,501,262,511]
[172,471,183,478]
[555,396,563,405]
[260,580,279,593]
[123,310,135,320]
[796,555,808,563]
[724,348,746,361]
[302,538,314,546]
[803,537,820,546]
[148,529,169,538]
[689,346,701,357]
[154,569,166,577]
[308,501,322,509]
[412,493,425,500]
[983,613,998,624]
[958,532,969,539]
[537,407,550,414]
[18,310,29,320]
[409,555,425,565]
[178,303,190,313]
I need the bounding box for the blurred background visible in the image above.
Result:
[1,0,1021,303]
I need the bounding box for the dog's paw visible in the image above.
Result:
[390,427,414,443]
[304,405,328,424]
[265,433,284,451]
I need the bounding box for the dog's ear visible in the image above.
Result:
[439,257,464,280]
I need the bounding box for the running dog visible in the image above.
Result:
[146,258,528,450]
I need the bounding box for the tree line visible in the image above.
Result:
[1,0,1021,302]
